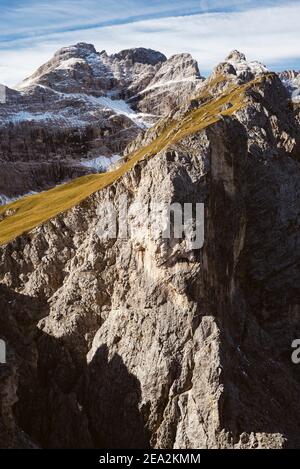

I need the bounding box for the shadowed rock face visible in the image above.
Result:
[0,284,149,448]
[1,57,300,449]
[0,160,93,202]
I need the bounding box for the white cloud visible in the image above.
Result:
[0,2,299,87]
[0,0,266,37]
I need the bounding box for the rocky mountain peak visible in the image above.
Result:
[54,42,97,59]
[279,70,300,102]
[111,47,167,65]
[18,43,196,98]
[143,52,201,89]
[225,50,247,62]
[279,70,300,81]
[162,53,200,77]
[18,44,98,92]
[226,50,268,79]
[210,50,268,85]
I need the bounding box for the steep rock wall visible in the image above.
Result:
[1,75,300,448]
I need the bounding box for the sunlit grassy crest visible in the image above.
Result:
[0,75,266,246]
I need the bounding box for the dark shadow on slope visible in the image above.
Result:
[0,284,48,448]
[21,339,150,448]
[0,284,149,448]
[80,344,150,449]
[207,117,300,448]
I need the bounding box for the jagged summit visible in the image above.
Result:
[54,42,97,58]
[280,70,300,81]
[210,49,268,84]
[17,42,201,103]
[153,53,201,82]
[279,70,300,102]
[53,43,167,66]
[226,50,247,62]
[226,50,268,79]
[111,47,167,65]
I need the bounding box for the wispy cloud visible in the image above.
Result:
[0,0,299,86]
[0,0,289,45]
[0,1,238,34]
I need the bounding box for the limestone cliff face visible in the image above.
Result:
[1,66,300,449]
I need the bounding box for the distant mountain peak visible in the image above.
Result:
[279,70,300,102]
[226,50,247,62]
[17,43,201,105]
[210,50,268,84]
[111,47,167,65]
[55,42,97,58]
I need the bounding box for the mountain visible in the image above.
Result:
[0,43,203,202]
[19,43,202,113]
[279,70,300,102]
[1,48,300,449]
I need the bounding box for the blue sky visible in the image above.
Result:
[0,0,299,86]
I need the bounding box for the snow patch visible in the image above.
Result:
[141,77,197,94]
[97,96,151,128]
[0,191,37,206]
[0,110,88,128]
[86,53,114,79]
[17,77,38,90]
[281,76,300,102]
[81,154,121,172]
[6,111,56,123]
[56,57,86,70]
[6,86,151,128]
[228,59,268,77]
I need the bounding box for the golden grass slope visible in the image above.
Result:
[0,76,265,246]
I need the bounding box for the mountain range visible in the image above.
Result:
[0,43,300,449]
[0,43,203,203]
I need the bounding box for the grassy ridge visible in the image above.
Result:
[0,78,259,246]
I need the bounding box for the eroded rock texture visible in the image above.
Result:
[1,66,300,449]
